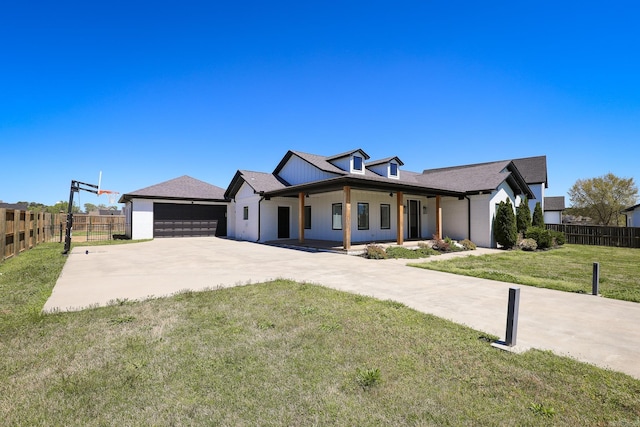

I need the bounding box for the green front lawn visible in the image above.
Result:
[410,244,640,302]
[1,243,639,425]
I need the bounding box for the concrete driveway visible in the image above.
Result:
[45,237,640,380]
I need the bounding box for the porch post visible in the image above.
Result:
[396,191,404,245]
[435,195,442,240]
[343,186,351,250]
[298,192,305,243]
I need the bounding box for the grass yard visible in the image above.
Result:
[410,244,640,303]
[1,243,640,425]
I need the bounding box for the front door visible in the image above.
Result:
[278,206,290,239]
[408,200,420,239]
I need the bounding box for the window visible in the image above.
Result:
[332,203,342,230]
[304,205,311,229]
[357,202,369,230]
[380,204,390,229]
[389,163,398,177]
[353,155,363,171]
[243,206,249,220]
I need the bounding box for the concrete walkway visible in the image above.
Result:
[45,237,640,380]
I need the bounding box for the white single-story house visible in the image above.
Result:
[119,175,228,240]
[543,196,565,225]
[623,203,640,227]
[223,149,550,248]
[118,150,560,248]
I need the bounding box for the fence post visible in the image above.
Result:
[592,262,600,296]
[0,208,5,261]
[505,287,521,346]
[14,209,20,258]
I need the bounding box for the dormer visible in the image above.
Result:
[367,156,404,180]
[326,149,370,175]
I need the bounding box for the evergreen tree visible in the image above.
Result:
[493,199,517,248]
[516,198,532,233]
[532,202,544,227]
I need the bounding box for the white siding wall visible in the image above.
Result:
[234,182,261,241]
[628,208,640,227]
[278,155,338,185]
[259,198,299,242]
[440,197,468,241]
[544,211,562,225]
[528,183,545,212]
[131,199,154,240]
[330,157,351,172]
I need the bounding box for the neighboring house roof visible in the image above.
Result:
[623,203,640,212]
[0,203,28,210]
[544,196,565,212]
[512,156,548,187]
[119,175,227,203]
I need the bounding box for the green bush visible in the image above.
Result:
[493,199,517,249]
[516,198,532,233]
[385,246,438,259]
[525,227,552,249]
[532,202,545,227]
[460,239,476,250]
[552,230,566,246]
[364,244,388,259]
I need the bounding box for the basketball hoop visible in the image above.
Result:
[98,189,120,204]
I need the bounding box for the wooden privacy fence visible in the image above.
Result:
[1,209,126,262]
[547,224,640,248]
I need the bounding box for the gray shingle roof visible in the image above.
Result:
[544,196,565,211]
[238,170,288,193]
[512,156,547,186]
[122,175,226,201]
[623,203,640,212]
[325,148,370,161]
[287,151,347,175]
[367,156,405,167]
[418,160,514,193]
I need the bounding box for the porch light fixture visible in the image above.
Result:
[389,192,393,197]
[305,193,310,198]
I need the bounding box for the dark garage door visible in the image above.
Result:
[153,203,227,238]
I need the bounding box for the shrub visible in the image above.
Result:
[364,244,387,259]
[551,230,566,246]
[516,198,532,233]
[460,239,476,250]
[386,246,438,259]
[532,202,545,227]
[525,227,552,249]
[518,238,538,251]
[431,235,450,252]
[493,199,517,249]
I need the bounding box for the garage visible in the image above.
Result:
[153,203,227,238]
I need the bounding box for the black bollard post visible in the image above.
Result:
[505,287,520,347]
[592,262,600,296]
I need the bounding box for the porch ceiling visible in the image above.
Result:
[262,176,465,198]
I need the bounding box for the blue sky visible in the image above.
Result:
[2,1,638,207]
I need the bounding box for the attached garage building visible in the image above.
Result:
[119,176,229,240]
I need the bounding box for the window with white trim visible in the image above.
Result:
[357,202,369,230]
[332,203,342,230]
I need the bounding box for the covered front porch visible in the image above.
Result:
[262,179,465,250]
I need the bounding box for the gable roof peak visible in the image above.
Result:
[326,148,370,161]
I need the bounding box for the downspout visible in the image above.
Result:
[465,196,471,240]
[257,195,265,242]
